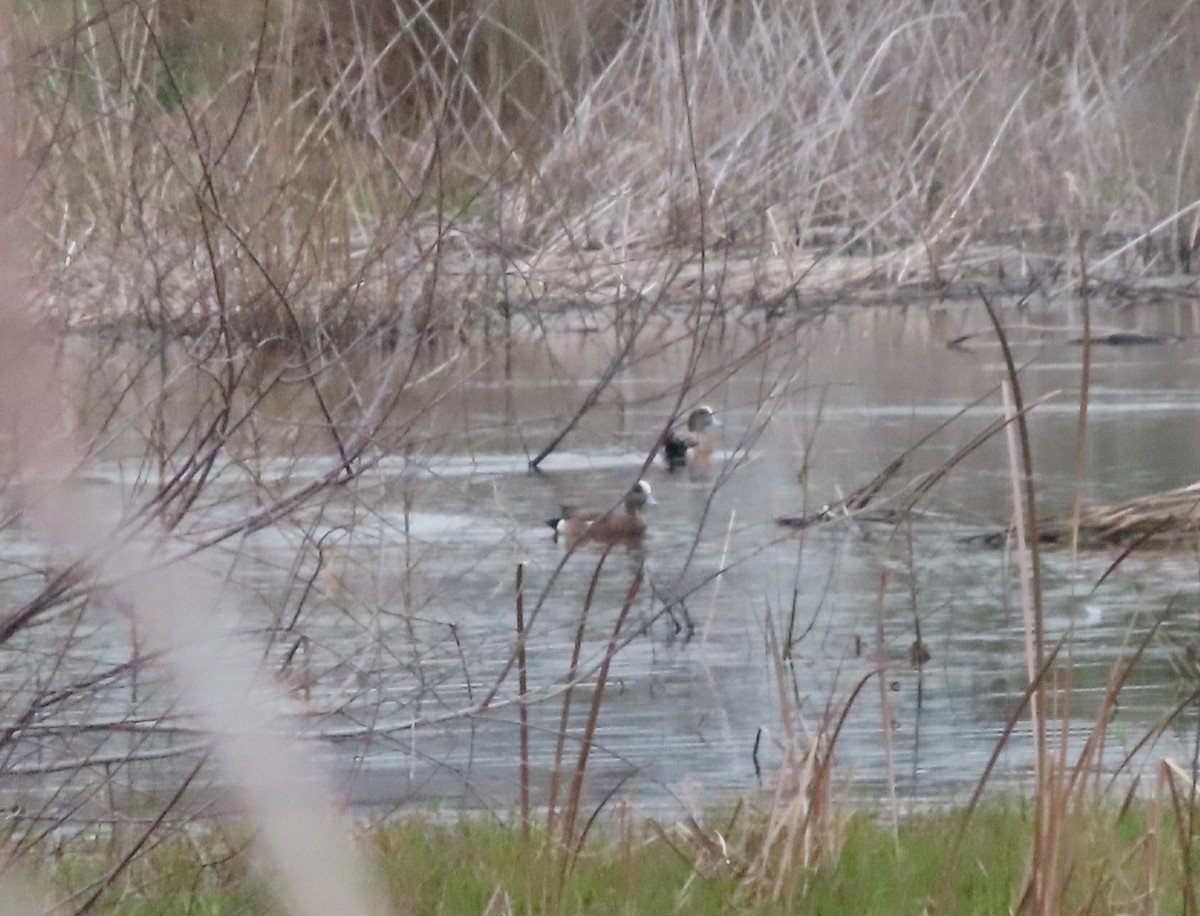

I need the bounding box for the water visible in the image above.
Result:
[7,299,1200,824]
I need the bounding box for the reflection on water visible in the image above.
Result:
[9,300,1200,820]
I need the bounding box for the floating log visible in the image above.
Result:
[1068,331,1181,346]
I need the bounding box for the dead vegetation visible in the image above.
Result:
[6,1,1200,911]
[10,0,1200,343]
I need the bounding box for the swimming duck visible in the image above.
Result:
[546,480,657,547]
[660,406,720,475]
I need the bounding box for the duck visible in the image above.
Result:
[545,480,657,547]
[660,405,720,475]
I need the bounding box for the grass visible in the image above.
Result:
[33,824,269,915]
[6,2,1200,913]
[21,796,1200,914]
[803,804,1027,914]
[371,816,734,915]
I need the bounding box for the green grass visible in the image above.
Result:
[801,804,1028,915]
[32,825,270,915]
[370,816,742,915]
[19,796,1200,914]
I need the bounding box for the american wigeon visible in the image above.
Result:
[660,405,720,475]
[546,480,657,547]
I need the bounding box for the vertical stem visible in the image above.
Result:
[1070,241,1092,557]
[545,550,608,843]
[1002,382,1040,741]
[561,559,643,868]
[1001,379,1046,913]
[515,562,530,841]
[982,295,1047,797]
[403,488,413,615]
[874,570,898,841]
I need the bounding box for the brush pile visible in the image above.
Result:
[1037,483,1200,546]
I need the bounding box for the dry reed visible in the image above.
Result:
[11,0,1200,343]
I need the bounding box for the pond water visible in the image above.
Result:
[8,297,1200,824]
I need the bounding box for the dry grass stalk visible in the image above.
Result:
[0,16,390,914]
[544,550,610,846]
[986,294,1064,914]
[874,570,899,839]
[515,561,530,841]
[738,731,838,903]
[1160,758,1200,913]
[1069,241,1093,558]
[1041,484,1200,546]
[728,610,870,905]
[559,559,643,868]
